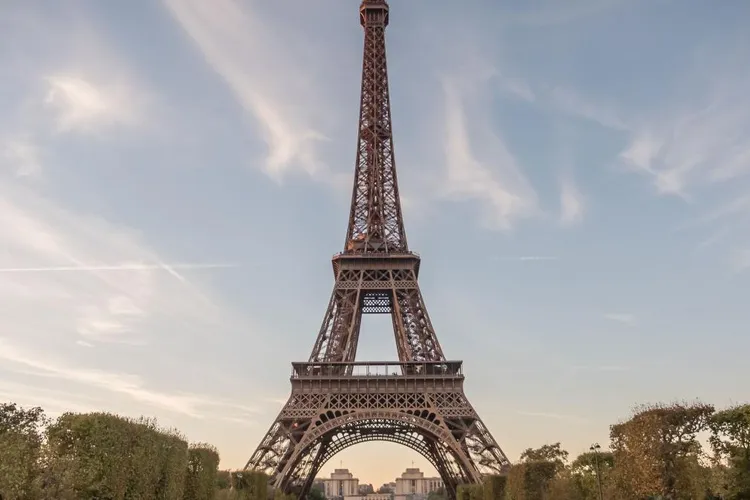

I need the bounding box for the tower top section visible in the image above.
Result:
[360,0,389,27]
[345,0,406,254]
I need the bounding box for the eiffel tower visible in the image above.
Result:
[244,2,510,497]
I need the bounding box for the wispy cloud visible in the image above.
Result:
[44,75,141,134]
[1,137,42,178]
[1,2,156,191]
[542,41,750,270]
[0,263,236,273]
[161,0,554,234]
[0,180,237,347]
[549,86,629,131]
[559,177,585,225]
[498,76,536,103]
[494,256,559,262]
[620,133,664,175]
[0,380,101,417]
[682,194,750,262]
[161,0,334,181]
[540,50,749,203]
[0,338,256,422]
[696,195,750,226]
[623,57,750,269]
[618,61,750,198]
[501,0,629,27]
[440,77,538,230]
[603,313,636,326]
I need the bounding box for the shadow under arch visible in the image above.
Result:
[278,411,479,498]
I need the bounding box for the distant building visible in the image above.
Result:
[393,468,443,500]
[319,469,360,500]
[364,494,392,500]
[317,467,442,500]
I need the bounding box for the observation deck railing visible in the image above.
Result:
[291,361,463,379]
[332,251,420,259]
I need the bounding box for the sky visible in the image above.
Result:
[1,0,749,489]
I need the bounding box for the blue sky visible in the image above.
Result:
[1,0,749,488]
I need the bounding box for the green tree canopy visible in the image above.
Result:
[709,404,750,498]
[0,403,48,499]
[519,442,569,472]
[610,401,714,499]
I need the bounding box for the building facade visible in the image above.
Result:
[320,469,360,499]
[364,495,391,500]
[394,468,444,500]
[317,467,442,500]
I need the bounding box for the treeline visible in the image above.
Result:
[0,402,300,500]
[0,403,223,500]
[457,402,750,500]
[3,401,749,500]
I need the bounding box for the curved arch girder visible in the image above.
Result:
[319,427,441,472]
[276,411,480,496]
[306,423,468,500]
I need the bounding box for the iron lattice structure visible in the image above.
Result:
[245,2,510,498]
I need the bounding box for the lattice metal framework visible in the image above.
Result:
[309,255,444,364]
[345,0,406,256]
[245,2,511,499]
[246,364,510,499]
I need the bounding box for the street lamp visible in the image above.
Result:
[589,443,604,500]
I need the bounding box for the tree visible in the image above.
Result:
[308,486,326,500]
[481,476,506,500]
[571,450,614,472]
[709,404,750,499]
[610,401,714,499]
[231,470,268,500]
[185,443,221,500]
[0,403,47,434]
[43,412,190,499]
[506,461,557,500]
[0,403,47,499]
[570,450,614,500]
[216,470,232,490]
[506,442,570,499]
[456,483,483,500]
[519,442,569,474]
[427,485,447,500]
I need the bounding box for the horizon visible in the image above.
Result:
[1,0,749,490]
